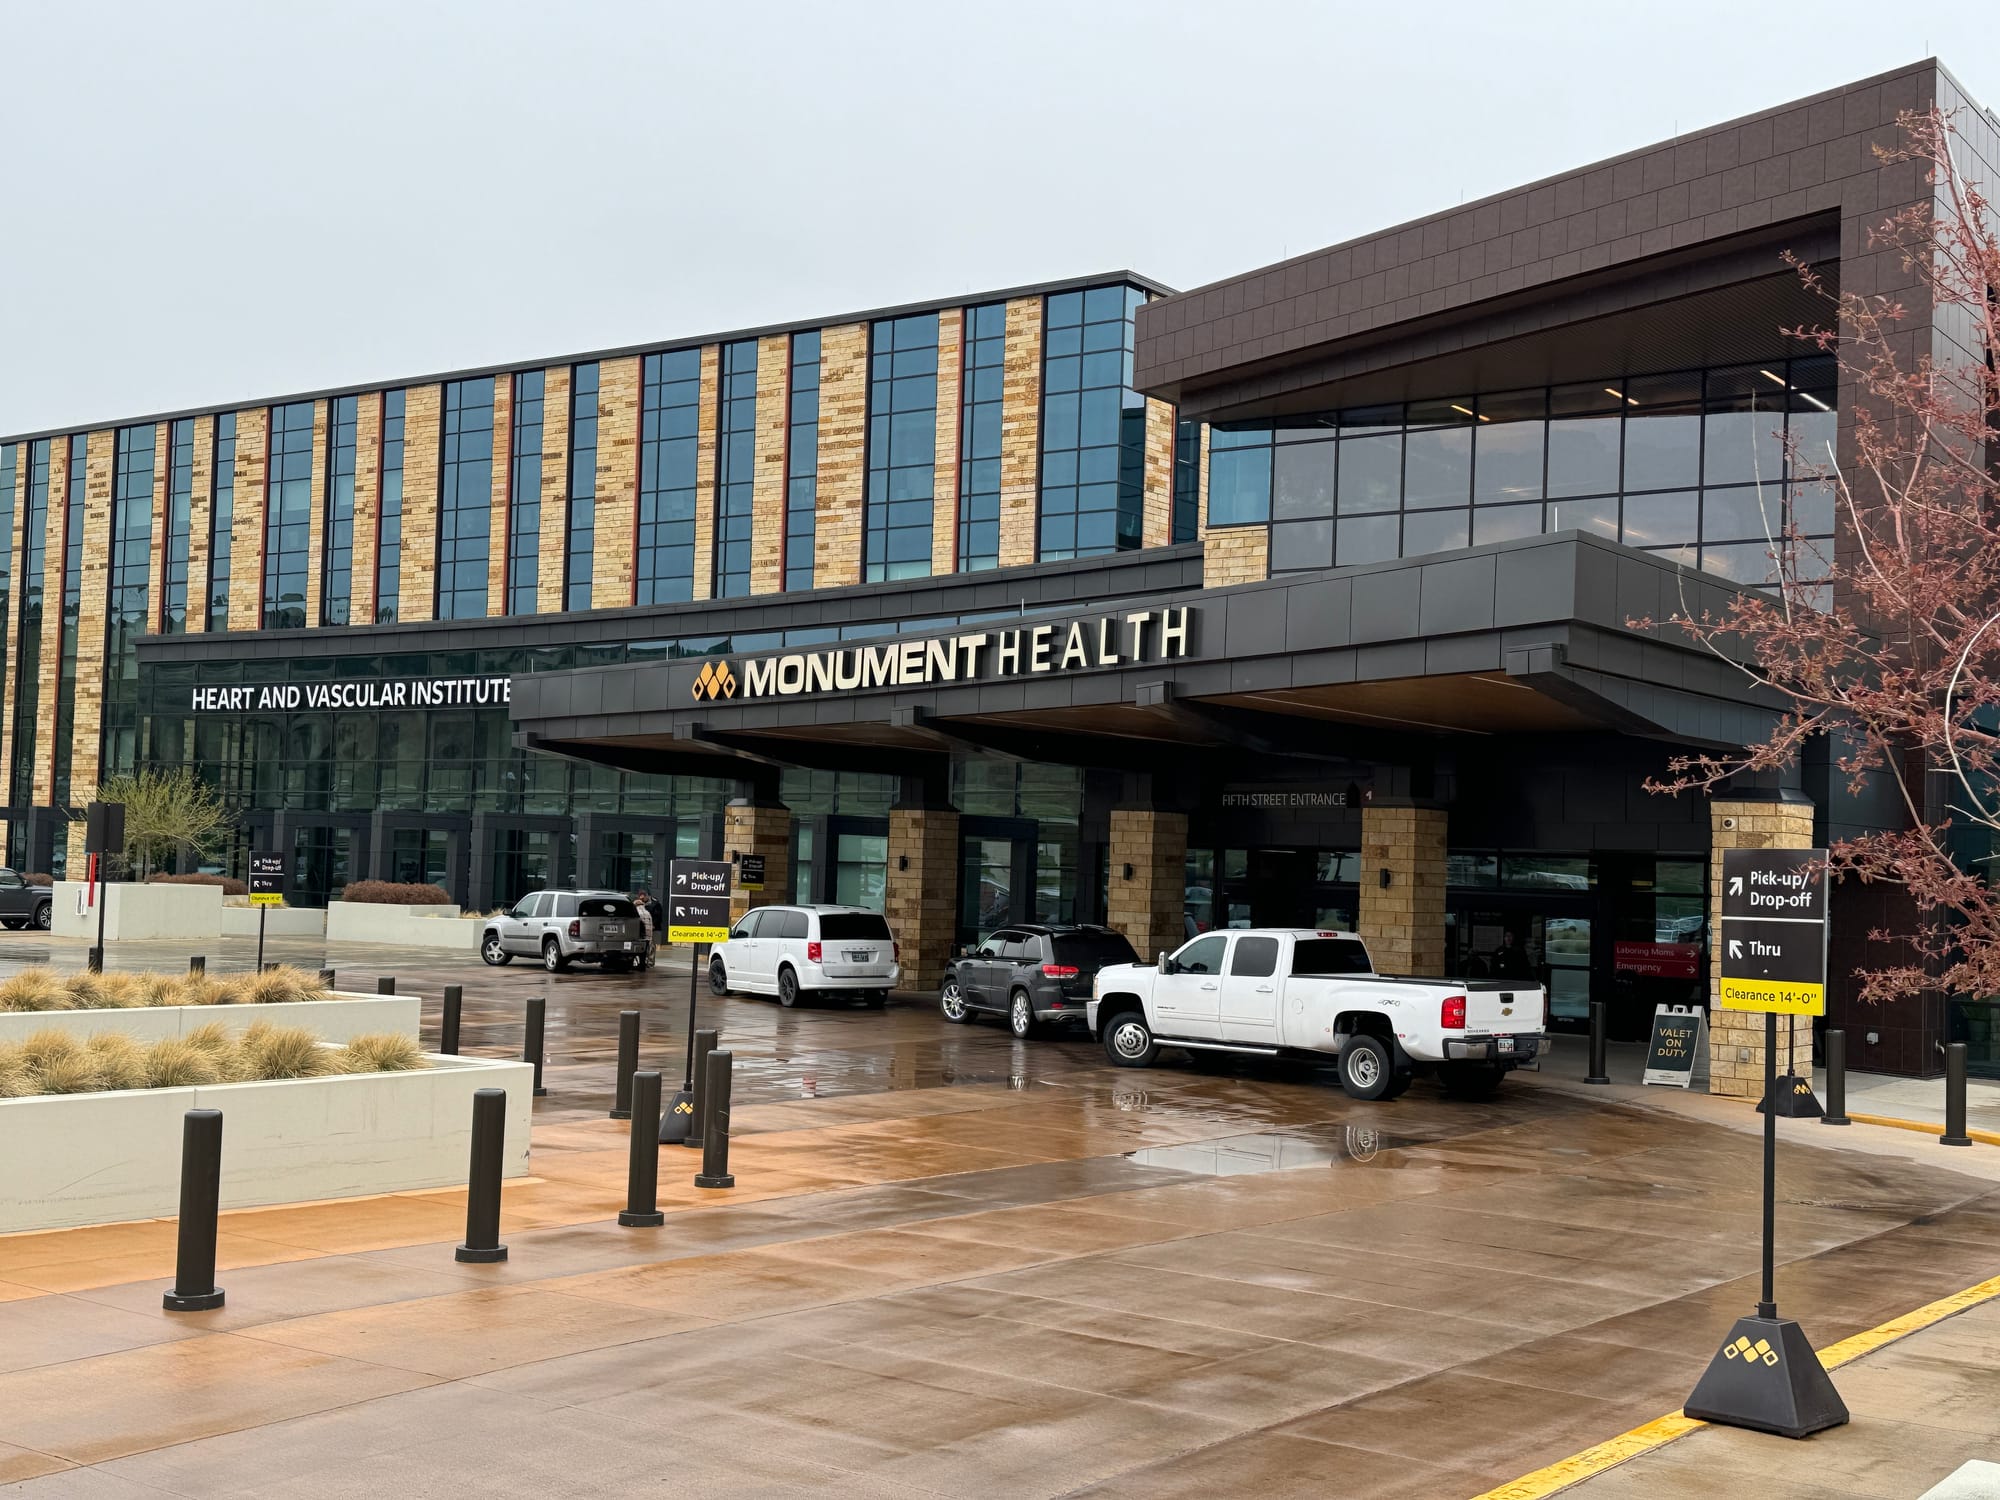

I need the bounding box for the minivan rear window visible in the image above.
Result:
[1052,931,1138,969]
[819,913,892,941]
[581,898,637,919]
[1292,939,1372,975]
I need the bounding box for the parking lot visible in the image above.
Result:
[3,930,1998,1497]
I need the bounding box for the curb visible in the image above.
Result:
[1844,1111,2000,1147]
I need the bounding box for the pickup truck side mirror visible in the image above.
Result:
[1157,952,1176,975]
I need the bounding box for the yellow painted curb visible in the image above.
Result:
[1468,1271,2000,1499]
[1845,1111,2000,1148]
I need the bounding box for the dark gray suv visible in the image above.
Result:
[941,924,1138,1039]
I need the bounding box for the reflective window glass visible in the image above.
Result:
[1272,441,1335,519]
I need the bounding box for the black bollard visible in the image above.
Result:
[319,968,336,987]
[86,946,104,974]
[188,955,206,975]
[1821,1029,1850,1126]
[618,1071,666,1226]
[610,1010,641,1119]
[693,1048,735,1189]
[163,1109,226,1311]
[684,1028,719,1150]
[377,975,396,995]
[262,961,279,973]
[455,1088,509,1263]
[440,984,462,1056]
[525,995,549,1096]
[1942,1041,1972,1147]
[1584,1000,1611,1085]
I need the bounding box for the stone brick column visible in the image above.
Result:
[1707,796,1817,1099]
[723,800,791,922]
[1106,808,1188,966]
[886,806,959,993]
[1358,803,1447,976]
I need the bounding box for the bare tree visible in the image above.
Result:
[78,768,235,880]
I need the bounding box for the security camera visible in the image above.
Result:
[1721,817,1737,830]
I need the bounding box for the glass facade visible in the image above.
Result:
[262,401,314,629]
[103,424,157,778]
[162,420,193,634]
[1172,418,1200,544]
[714,340,757,598]
[865,313,938,582]
[785,332,818,592]
[637,350,700,605]
[565,363,598,611]
[957,302,1004,572]
[206,414,235,631]
[9,439,48,804]
[1039,284,1148,561]
[52,434,85,812]
[507,370,544,615]
[321,396,358,626]
[438,378,496,620]
[1210,356,1837,596]
[376,390,405,622]
[0,445,12,696]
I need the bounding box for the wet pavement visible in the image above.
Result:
[2,931,1998,1497]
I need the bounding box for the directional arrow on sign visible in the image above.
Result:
[1728,876,1744,896]
[676,905,689,917]
[1728,939,1743,960]
[675,873,688,887]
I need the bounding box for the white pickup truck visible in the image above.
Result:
[1088,928,1546,1101]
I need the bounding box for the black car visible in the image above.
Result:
[941,924,1139,1038]
[0,868,51,930]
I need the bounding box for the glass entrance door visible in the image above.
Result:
[1448,908,1592,1028]
[961,837,1016,944]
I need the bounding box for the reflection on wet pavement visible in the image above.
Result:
[1128,1126,1431,1175]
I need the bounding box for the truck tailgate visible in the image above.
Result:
[1465,984,1542,1034]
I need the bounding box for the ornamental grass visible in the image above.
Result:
[0,967,69,1012]
[0,963,339,1011]
[0,1023,430,1099]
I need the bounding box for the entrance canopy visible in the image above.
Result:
[511,532,1782,781]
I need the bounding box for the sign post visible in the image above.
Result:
[1684,847,1847,1439]
[83,801,125,974]
[248,853,285,972]
[660,858,731,1144]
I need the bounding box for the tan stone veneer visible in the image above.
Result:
[591,357,640,610]
[996,296,1043,569]
[1202,525,1268,588]
[724,802,792,923]
[1106,808,1189,966]
[815,324,867,590]
[1357,804,1447,977]
[886,806,959,992]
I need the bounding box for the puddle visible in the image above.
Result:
[1126,1126,1428,1175]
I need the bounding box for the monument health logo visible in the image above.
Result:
[690,660,737,702]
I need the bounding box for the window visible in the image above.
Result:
[819,911,893,941]
[834,830,888,908]
[1052,930,1139,968]
[438,378,495,620]
[321,395,357,625]
[1172,419,1201,543]
[507,370,544,615]
[1229,935,1279,977]
[637,349,700,604]
[714,340,757,598]
[102,424,157,777]
[52,434,86,810]
[375,390,405,621]
[785,332,819,591]
[9,438,48,803]
[161,420,193,634]
[262,401,313,628]
[1293,939,1373,976]
[957,302,1005,572]
[1205,356,1834,603]
[1039,284,1147,561]
[565,363,597,611]
[772,908,809,940]
[731,910,764,940]
[207,415,235,631]
[865,312,937,582]
[1175,933,1226,974]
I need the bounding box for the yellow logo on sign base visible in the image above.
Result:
[672,1099,692,1116]
[691,661,737,702]
[1719,978,1825,1016]
[1724,1335,1781,1368]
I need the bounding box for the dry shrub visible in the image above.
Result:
[145,1037,221,1088]
[21,873,52,888]
[0,966,68,1012]
[233,966,329,1006]
[63,972,109,1009]
[339,880,451,906]
[137,972,184,1007]
[85,1033,149,1091]
[181,1019,250,1079]
[175,973,229,1007]
[93,973,145,1009]
[20,1029,84,1072]
[146,872,249,896]
[21,1031,100,1094]
[336,1032,429,1074]
[0,1041,31,1097]
[238,1020,329,1079]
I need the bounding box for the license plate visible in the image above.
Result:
[623,942,634,950]
[846,951,872,962]
[1498,1038,1515,1054]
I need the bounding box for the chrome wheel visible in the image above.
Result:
[1105,1014,1155,1066]
[1346,1047,1381,1090]
[940,981,968,1022]
[480,932,510,966]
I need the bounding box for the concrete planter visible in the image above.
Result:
[0,992,420,1047]
[51,881,224,941]
[221,905,327,938]
[0,1051,533,1233]
[325,901,480,951]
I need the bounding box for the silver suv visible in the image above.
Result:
[481,890,650,973]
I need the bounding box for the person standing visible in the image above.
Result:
[631,890,656,969]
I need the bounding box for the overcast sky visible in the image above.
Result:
[1,1,1991,437]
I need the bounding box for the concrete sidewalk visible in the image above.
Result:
[1520,1036,2000,1183]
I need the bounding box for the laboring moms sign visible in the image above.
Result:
[691,606,1196,702]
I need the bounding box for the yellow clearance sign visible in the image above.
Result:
[1718,977,1825,1016]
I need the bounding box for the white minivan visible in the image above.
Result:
[708,904,900,1008]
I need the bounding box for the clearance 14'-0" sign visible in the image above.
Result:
[692,606,1196,702]
[1718,848,1829,1015]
